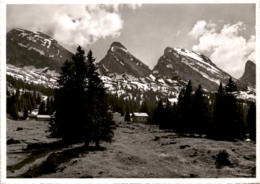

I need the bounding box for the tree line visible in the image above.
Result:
[7,89,54,120]
[152,79,256,141]
[6,46,256,144]
[7,75,55,96]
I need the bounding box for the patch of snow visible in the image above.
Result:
[119,61,125,66]
[174,48,222,75]
[42,39,52,48]
[111,46,115,52]
[18,43,28,48]
[149,74,156,81]
[102,64,109,72]
[158,78,165,84]
[168,98,178,104]
[28,47,45,55]
[166,64,173,69]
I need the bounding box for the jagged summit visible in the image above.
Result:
[153,46,231,90]
[98,42,151,77]
[110,42,127,49]
[238,60,256,87]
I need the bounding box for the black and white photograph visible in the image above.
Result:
[1,1,258,182]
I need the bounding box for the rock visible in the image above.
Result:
[153,136,160,141]
[7,138,20,145]
[180,145,190,149]
[16,127,23,131]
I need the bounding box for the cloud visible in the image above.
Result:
[176,30,181,37]
[7,4,141,51]
[189,20,255,78]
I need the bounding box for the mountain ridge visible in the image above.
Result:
[6,28,255,102]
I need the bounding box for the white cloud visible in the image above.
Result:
[7,4,141,51]
[189,20,255,78]
[176,30,181,37]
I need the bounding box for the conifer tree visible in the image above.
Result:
[161,100,172,129]
[50,46,91,143]
[192,85,209,137]
[124,111,131,122]
[247,102,256,141]
[23,107,28,120]
[177,81,193,134]
[212,79,244,140]
[153,100,164,125]
[39,101,46,114]
[140,100,150,115]
[50,47,114,147]
[85,50,114,147]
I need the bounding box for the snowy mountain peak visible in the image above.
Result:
[110,42,127,49]
[99,42,151,77]
[154,46,232,90]
[7,28,72,72]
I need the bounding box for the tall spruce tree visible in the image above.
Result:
[177,81,193,134]
[50,46,89,143]
[211,82,225,139]
[50,47,114,146]
[192,85,209,137]
[247,102,256,141]
[212,79,244,140]
[85,50,114,147]
[153,100,164,125]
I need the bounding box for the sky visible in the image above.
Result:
[7,4,256,78]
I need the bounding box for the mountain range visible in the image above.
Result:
[6,28,256,102]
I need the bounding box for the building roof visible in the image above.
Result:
[133,112,149,117]
[37,115,51,118]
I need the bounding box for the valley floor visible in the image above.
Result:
[7,113,256,178]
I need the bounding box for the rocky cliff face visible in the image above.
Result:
[6,28,255,102]
[7,28,72,71]
[153,47,232,90]
[98,42,151,77]
[238,60,256,88]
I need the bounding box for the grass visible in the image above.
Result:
[7,151,49,172]
[16,145,105,178]
[7,141,64,173]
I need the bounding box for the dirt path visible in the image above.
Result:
[7,114,256,178]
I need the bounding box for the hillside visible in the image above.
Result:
[7,114,256,178]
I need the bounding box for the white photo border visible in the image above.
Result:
[1,0,259,184]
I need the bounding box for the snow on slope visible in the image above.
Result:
[7,64,58,88]
[174,48,222,76]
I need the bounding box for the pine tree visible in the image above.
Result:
[9,91,19,120]
[50,47,114,147]
[39,101,46,114]
[50,46,91,143]
[36,93,41,106]
[124,111,131,122]
[225,77,238,93]
[10,102,19,120]
[212,80,245,140]
[140,100,150,115]
[23,107,28,120]
[161,100,172,129]
[84,50,114,147]
[177,81,193,134]
[153,100,164,125]
[192,85,209,137]
[247,102,256,141]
